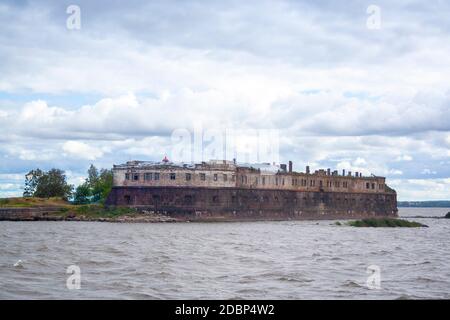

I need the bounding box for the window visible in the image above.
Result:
[366,182,370,189]
[170,173,176,180]
[371,183,375,189]
[133,173,139,181]
[144,173,152,181]
[231,175,235,182]
[223,174,227,181]
[154,173,160,180]
[214,174,218,181]
[184,195,193,205]
[185,173,191,181]
[125,173,130,180]
[262,177,266,185]
[200,173,206,181]
[275,177,279,186]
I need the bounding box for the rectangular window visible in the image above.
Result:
[262,177,265,185]
[185,173,191,181]
[170,173,176,180]
[144,173,152,181]
[125,173,130,180]
[223,174,227,181]
[200,173,206,181]
[366,182,370,189]
[154,173,160,180]
[133,173,139,181]
[214,174,218,181]
[371,183,375,189]
[231,175,235,182]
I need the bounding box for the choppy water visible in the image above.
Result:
[0,208,449,299]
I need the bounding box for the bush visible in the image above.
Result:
[348,218,427,228]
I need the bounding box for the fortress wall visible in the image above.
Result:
[106,186,398,220]
[113,168,387,194]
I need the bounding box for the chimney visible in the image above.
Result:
[360,172,362,177]
[233,158,236,164]
[306,166,310,174]
[342,169,346,176]
[288,161,293,173]
[355,172,359,177]
[348,171,352,177]
[280,164,287,172]
[327,168,331,176]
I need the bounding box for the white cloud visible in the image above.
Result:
[390,178,450,201]
[62,141,108,160]
[395,155,413,161]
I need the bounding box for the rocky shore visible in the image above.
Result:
[0,207,180,223]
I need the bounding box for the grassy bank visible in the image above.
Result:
[60,205,137,219]
[347,218,427,228]
[0,197,137,219]
[0,197,69,207]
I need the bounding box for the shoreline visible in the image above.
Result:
[0,205,425,223]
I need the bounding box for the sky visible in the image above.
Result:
[0,0,449,201]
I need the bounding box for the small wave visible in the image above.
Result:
[342,280,365,288]
[13,260,24,268]
[277,276,313,283]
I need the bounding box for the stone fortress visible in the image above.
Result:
[106,157,398,220]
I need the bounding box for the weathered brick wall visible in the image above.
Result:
[106,186,398,220]
[0,207,64,220]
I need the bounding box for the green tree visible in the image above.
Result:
[87,164,99,187]
[33,169,73,200]
[77,165,113,204]
[73,181,91,204]
[23,169,43,197]
[97,168,113,202]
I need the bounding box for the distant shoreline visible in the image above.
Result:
[398,201,450,208]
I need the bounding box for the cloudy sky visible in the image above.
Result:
[0,0,449,200]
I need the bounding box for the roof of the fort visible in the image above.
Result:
[113,159,281,172]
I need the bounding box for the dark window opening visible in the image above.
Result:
[184,195,193,205]
[170,173,176,180]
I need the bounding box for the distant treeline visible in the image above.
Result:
[398,201,450,208]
